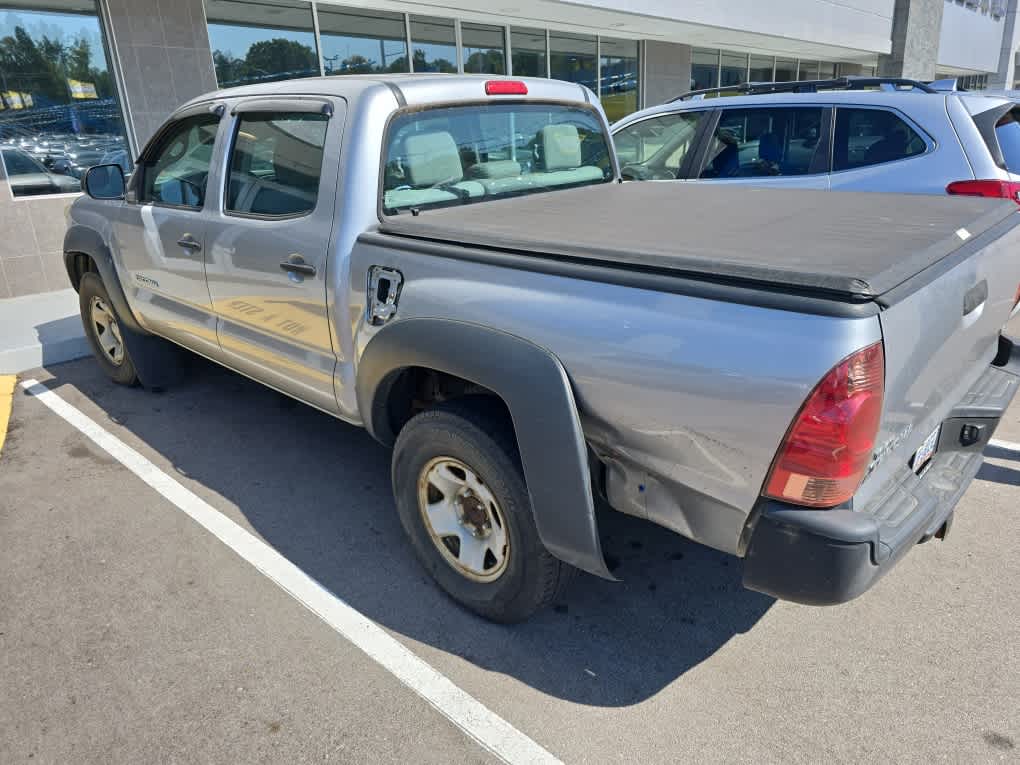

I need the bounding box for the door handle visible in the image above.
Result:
[279,254,316,278]
[177,236,202,252]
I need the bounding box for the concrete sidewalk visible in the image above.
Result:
[0,289,89,374]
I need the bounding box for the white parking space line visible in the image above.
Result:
[989,438,1020,454]
[20,379,561,765]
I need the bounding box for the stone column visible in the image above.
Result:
[104,0,219,149]
[642,41,693,107]
[989,0,1020,90]
[877,0,945,80]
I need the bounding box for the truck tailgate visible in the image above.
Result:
[857,215,1020,508]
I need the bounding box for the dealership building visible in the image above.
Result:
[0,0,1019,301]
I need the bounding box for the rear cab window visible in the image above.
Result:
[381,103,613,214]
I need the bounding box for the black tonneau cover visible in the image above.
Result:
[379,183,1019,300]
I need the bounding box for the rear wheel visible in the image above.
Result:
[392,397,573,623]
[79,272,138,386]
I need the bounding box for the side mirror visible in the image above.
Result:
[83,163,125,200]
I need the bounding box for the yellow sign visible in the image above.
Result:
[67,78,98,99]
[1,91,33,109]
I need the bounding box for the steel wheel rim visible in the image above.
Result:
[90,295,124,366]
[417,456,510,583]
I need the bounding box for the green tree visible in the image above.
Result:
[244,38,317,78]
[340,54,374,74]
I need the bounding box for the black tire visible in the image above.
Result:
[79,272,138,386]
[392,397,574,623]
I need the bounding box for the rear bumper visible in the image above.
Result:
[742,346,1020,606]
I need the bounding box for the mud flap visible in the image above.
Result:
[357,318,616,580]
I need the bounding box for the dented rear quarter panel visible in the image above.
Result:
[349,238,882,555]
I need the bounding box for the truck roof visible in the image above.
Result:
[177,74,596,113]
[379,182,1019,303]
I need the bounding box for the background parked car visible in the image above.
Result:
[0,147,81,195]
[612,77,1020,202]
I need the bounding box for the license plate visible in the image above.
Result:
[912,425,941,474]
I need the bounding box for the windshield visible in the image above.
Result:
[382,103,613,214]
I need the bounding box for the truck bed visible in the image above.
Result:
[379,183,1019,302]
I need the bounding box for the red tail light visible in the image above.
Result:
[764,342,885,508]
[485,80,528,95]
[946,179,1020,206]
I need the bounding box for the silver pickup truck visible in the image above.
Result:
[65,74,1020,622]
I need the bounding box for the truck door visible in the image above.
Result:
[114,109,224,356]
[204,97,344,414]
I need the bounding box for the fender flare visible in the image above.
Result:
[357,318,615,581]
[63,224,147,335]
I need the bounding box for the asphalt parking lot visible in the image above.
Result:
[2,352,1018,764]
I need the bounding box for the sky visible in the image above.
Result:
[1,9,107,69]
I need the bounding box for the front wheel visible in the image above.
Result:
[79,272,138,386]
[392,397,573,623]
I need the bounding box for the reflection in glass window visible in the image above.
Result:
[549,32,596,91]
[600,37,639,122]
[833,108,927,171]
[382,103,612,214]
[205,0,319,88]
[749,56,774,83]
[818,62,836,80]
[701,107,825,179]
[318,6,408,74]
[409,16,456,73]
[227,112,327,216]
[774,58,797,82]
[511,27,545,78]
[462,23,504,74]
[0,0,128,197]
[720,52,748,88]
[691,48,719,91]
[799,61,819,80]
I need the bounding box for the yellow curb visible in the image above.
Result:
[0,375,14,456]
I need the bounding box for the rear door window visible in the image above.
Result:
[226,112,328,217]
[614,112,702,180]
[833,107,927,171]
[700,106,824,179]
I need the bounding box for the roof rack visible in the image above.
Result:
[668,76,938,103]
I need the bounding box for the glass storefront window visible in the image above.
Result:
[549,32,596,91]
[206,0,319,88]
[0,0,128,197]
[600,37,638,122]
[720,52,748,88]
[774,58,797,82]
[409,16,456,73]
[317,6,408,74]
[799,61,819,80]
[511,27,545,77]
[691,48,719,91]
[749,55,774,83]
[818,62,836,80]
[462,22,504,74]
